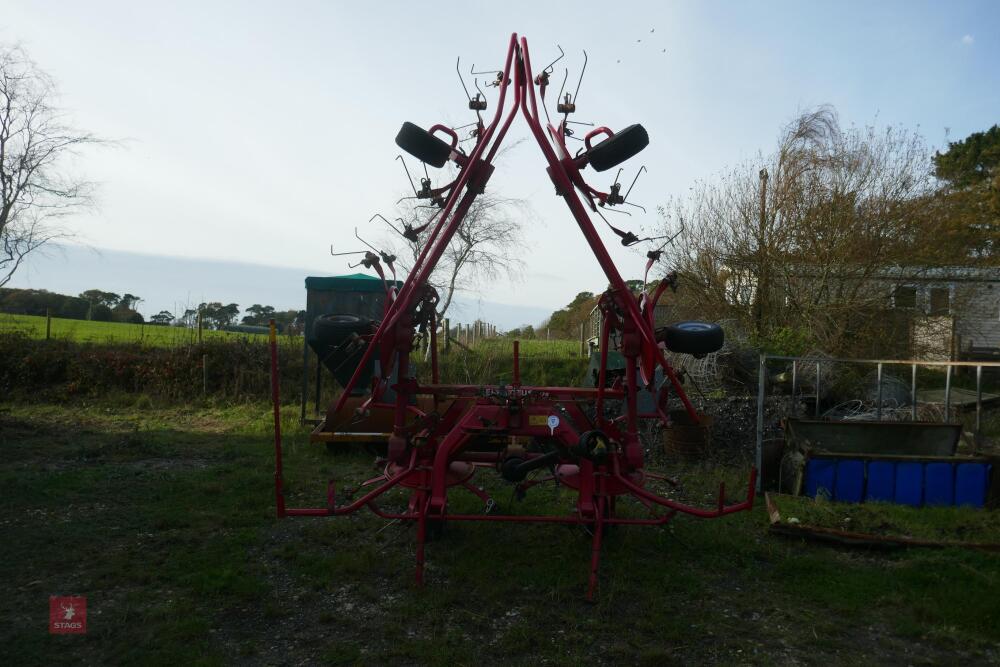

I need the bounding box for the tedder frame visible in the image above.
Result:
[269,33,756,600]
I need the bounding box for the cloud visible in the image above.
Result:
[961,34,974,45]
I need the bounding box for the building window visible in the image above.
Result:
[929,287,950,316]
[892,285,917,309]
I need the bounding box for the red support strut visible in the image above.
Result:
[275,34,755,600]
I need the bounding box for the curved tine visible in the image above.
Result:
[395,155,419,197]
[370,213,403,235]
[594,208,642,247]
[645,219,687,250]
[565,119,595,126]
[331,246,366,257]
[573,50,588,105]
[470,63,500,76]
[354,227,380,253]
[594,207,619,232]
[612,167,623,189]
[474,77,486,101]
[395,194,420,205]
[623,165,647,201]
[543,44,565,74]
[603,205,632,217]
[542,90,554,128]
[557,68,568,103]
[623,201,648,214]
[456,56,473,102]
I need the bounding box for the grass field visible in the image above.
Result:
[464,337,583,358]
[0,313,272,346]
[2,396,999,665]
[0,313,584,356]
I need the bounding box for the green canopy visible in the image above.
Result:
[305,273,402,293]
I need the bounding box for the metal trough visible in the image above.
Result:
[785,418,961,458]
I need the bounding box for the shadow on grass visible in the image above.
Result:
[1,400,998,665]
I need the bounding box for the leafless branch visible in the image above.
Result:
[0,43,103,287]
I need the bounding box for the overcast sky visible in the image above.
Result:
[3,0,998,320]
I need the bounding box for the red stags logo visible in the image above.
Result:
[49,596,87,634]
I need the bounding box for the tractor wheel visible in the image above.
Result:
[586,124,649,172]
[657,321,724,355]
[395,121,452,168]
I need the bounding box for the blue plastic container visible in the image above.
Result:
[895,462,924,507]
[866,461,895,502]
[835,460,865,503]
[924,463,955,506]
[804,458,836,500]
[955,463,990,508]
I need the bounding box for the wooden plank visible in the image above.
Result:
[918,386,998,406]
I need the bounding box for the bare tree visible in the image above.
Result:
[389,191,527,361]
[383,151,528,355]
[396,194,527,315]
[0,44,101,287]
[665,106,941,355]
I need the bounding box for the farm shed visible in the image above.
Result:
[721,264,1000,361]
[881,267,1000,361]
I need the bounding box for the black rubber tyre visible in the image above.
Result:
[395,121,452,168]
[587,124,649,172]
[657,321,724,355]
[312,314,372,346]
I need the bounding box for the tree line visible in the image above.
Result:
[0,287,304,332]
[0,288,144,323]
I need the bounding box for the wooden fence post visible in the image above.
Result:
[45,308,51,340]
[202,354,208,395]
[444,318,450,352]
[197,309,203,343]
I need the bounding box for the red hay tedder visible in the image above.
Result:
[268,33,755,600]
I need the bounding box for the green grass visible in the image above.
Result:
[2,398,999,665]
[0,313,583,355]
[0,313,273,346]
[771,493,1000,542]
[470,337,583,358]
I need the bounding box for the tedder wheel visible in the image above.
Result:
[395,121,452,168]
[586,124,649,172]
[312,314,372,345]
[657,321,724,355]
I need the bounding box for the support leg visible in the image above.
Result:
[587,496,606,602]
[415,493,428,587]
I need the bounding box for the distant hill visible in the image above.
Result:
[6,244,553,331]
